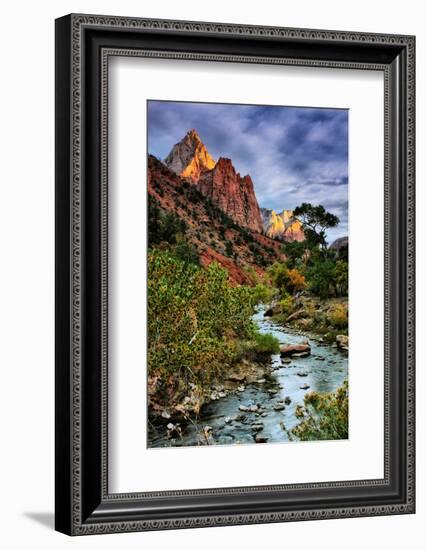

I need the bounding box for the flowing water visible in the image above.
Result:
[148,307,348,447]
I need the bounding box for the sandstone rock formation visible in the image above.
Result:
[164,129,216,183]
[198,157,263,233]
[164,130,263,233]
[260,208,305,241]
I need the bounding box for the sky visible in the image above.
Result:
[147,100,348,243]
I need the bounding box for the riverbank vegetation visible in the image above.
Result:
[148,248,279,416]
[291,380,349,441]
[147,197,348,443]
[262,203,349,342]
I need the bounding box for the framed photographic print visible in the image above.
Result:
[55,14,415,535]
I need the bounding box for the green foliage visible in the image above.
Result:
[252,283,276,304]
[225,240,233,257]
[334,260,349,296]
[291,380,348,441]
[252,331,280,354]
[306,258,337,299]
[148,196,186,246]
[172,239,200,265]
[326,302,348,329]
[279,294,295,315]
[268,262,306,296]
[268,262,290,292]
[148,249,257,405]
[281,240,306,268]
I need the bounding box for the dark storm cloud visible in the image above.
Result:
[148,100,349,241]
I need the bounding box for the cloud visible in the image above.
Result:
[148,100,348,242]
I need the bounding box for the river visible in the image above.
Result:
[148,307,348,447]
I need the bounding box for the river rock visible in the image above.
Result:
[336,334,349,352]
[291,351,310,358]
[300,383,310,390]
[161,410,171,419]
[273,403,285,411]
[249,404,259,412]
[297,372,309,377]
[224,416,232,424]
[256,378,266,384]
[237,385,245,392]
[227,373,246,382]
[284,396,292,405]
[261,412,268,417]
[239,405,249,412]
[282,357,292,364]
[251,423,264,432]
[255,434,268,443]
[280,343,311,357]
[267,388,278,395]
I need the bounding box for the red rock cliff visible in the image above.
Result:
[198,157,263,233]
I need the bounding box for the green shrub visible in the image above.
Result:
[252,283,276,304]
[253,331,280,354]
[291,380,348,441]
[279,294,295,315]
[327,302,348,329]
[148,249,257,406]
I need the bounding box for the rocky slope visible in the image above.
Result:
[260,208,305,241]
[164,130,263,233]
[330,236,348,251]
[148,154,284,284]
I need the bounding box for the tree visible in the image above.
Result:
[334,260,348,296]
[293,203,339,251]
[286,268,307,294]
[306,258,336,298]
[281,240,306,268]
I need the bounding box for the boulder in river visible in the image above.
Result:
[251,423,264,432]
[297,372,309,377]
[300,383,310,390]
[336,334,349,352]
[291,351,310,358]
[280,343,311,357]
[254,434,268,443]
[273,403,285,411]
[284,396,292,405]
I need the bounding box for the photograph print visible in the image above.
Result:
[147,100,349,448]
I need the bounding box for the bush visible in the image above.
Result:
[291,380,348,441]
[252,283,276,304]
[268,262,289,292]
[306,258,336,299]
[279,294,295,315]
[334,260,349,296]
[286,268,307,294]
[172,240,199,265]
[148,250,257,407]
[253,331,280,354]
[327,302,348,329]
[225,241,233,257]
